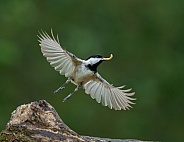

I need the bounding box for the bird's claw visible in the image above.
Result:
[54,86,65,94]
[63,93,72,102]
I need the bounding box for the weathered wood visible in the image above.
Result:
[0,100,142,142]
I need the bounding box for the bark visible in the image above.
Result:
[0,100,143,142]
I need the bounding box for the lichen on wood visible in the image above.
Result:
[0,100,143,142]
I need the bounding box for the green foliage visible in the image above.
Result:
[0,0,184,141]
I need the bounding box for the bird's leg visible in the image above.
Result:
[54,79,71,93]
[63,85,80,102]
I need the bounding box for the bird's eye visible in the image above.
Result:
[96,55,102,58]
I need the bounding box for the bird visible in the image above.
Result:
[38,30,135,110]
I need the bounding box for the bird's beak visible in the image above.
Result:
[103,54,113,61]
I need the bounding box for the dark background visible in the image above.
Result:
[0,0,184,141]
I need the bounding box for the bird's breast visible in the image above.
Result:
[73,64,94,85]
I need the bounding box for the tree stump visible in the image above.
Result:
[0,100,143,142]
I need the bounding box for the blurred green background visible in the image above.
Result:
[0,0,184,141]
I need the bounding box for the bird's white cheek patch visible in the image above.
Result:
[86,58,101,65]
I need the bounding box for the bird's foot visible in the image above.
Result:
[63,93,73,102]
[54,86,65,94]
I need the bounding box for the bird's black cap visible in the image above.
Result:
[86,54,103,60]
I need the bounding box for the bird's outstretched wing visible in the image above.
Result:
[83,73,135,110]
[38,31,82,77]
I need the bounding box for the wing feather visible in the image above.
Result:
[102,86,108,106]
[111,89,121,110]
[85,81,95,94]
[114,88,130,109]
[100,85,107,106]
[94,83,102,101]
[106,87,113,109]
[90,81,101,99]
[114,89,127,109]
[59,60,70,75]
[38,31,82,77]
[47,55,64,61]
[55,59,68,72]
[83,73,135,110]
[96,84,103,103]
